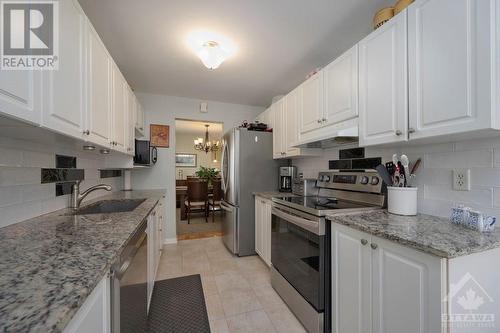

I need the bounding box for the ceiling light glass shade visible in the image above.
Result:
[197,41,228,69]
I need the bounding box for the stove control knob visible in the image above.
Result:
[371,176,380,185]
[324,175,331,182]
[360,176,369,185]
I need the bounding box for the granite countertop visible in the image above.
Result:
[327,210,500,259]
[0,189,166,333]
[253,191,297,200]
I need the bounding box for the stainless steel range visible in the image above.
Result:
[270,170,385,333]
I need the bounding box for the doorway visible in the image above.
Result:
[175,119,224,240]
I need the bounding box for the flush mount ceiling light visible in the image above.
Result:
[186,31,236,70]
[83,145,96,151]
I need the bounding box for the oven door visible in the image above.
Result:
[271,205,325,312]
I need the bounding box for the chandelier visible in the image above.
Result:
[194,124,221,153]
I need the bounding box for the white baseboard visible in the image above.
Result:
[163,237,178,245]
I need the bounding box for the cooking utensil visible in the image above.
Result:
[410,158,422,175]
[400,155,410,186]
[397,161,406,187]
[392,154,399,166]
[376,164,393,186]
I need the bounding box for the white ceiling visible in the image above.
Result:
[175,120,223,136]
[78,0,393,107]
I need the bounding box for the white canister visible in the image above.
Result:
[387,186,418,216]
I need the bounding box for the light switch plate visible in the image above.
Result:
[453,169,470,191]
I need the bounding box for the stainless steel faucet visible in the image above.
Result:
[70,180,112,210]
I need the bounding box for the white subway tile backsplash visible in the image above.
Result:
[293,138,500,218]
[0,147,23,167]
[22,151,55,168]
[0,137,124,228]
[425,150,493,169]
[0,167,41,186]
[21,184,55,203]
[0,186,22,207]
[424,184,492,208]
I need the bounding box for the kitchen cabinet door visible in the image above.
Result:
[254,198,263,257]
[135,98,145,136]
[323,45,359,126]
[262,199,272,267]
[331,224,372,333]
[41,0,85,139]
[0,71,41,125]
[63,276,110,333]
[299,72,323,134]
[285,87,301,156]
[358,10,408,146]
[371,235,443,333]
[87,24,112,147]
[272,98,286,159]
[126,87,136,155]
[111,64,127,152]
[408,0,494,139]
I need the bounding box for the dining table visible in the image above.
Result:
[176,185,214,220]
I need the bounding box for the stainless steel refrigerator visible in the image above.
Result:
[220,128,279,256]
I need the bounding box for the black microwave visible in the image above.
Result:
[134,140,157,165]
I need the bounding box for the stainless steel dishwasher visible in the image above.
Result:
[111,220,148,333]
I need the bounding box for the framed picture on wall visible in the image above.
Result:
[150,124,170,147]
[175,153,197,167]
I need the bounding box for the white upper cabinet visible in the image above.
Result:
[299,72,324,134]
[126,87,136,155]
[324,45,359,126]
[272,98,286,159]
[0,72,41,125]
[111,64,127,152]
[408,0,494,139]
[42,0,85,139]
[86,24,112,147]
[359,10,408,147]
[285,87,301,155]
[135,98,145,136]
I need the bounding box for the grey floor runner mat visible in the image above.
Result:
[148,274,210,333]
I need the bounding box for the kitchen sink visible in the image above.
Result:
[74,199,146,215]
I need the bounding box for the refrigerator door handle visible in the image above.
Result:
[221,142,228,194]
[220,201,234,212]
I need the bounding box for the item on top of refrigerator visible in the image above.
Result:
[247,122,268,131]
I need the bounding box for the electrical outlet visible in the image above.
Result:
[453,169,471,191]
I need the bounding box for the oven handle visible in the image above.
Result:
[272,206,323,235]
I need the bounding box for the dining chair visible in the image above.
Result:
[208,180,222,223]
[185,180,209,223]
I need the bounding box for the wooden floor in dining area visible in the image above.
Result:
[176,208,222,240]
[157,237,306,333]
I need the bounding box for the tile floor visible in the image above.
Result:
[156,236,306,333]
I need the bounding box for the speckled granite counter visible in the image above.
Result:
[0,189,165,333]
[253,191,297,200]
[327,210,500,258]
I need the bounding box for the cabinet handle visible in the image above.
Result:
[322,118,326,122]
[408,128,416,134]
[371,243,378,250]
[317,119,322,124]
[395,130,402,136]
[83,130,90,135]
[361,239,368,246]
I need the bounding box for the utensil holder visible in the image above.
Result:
[387,186,418,216]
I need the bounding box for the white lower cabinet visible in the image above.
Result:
[147,202,163,311]
[63,276,110,333]
[331,223,443,333]
[255,196,272,266]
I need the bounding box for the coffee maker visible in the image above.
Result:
[279,166,296,192]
